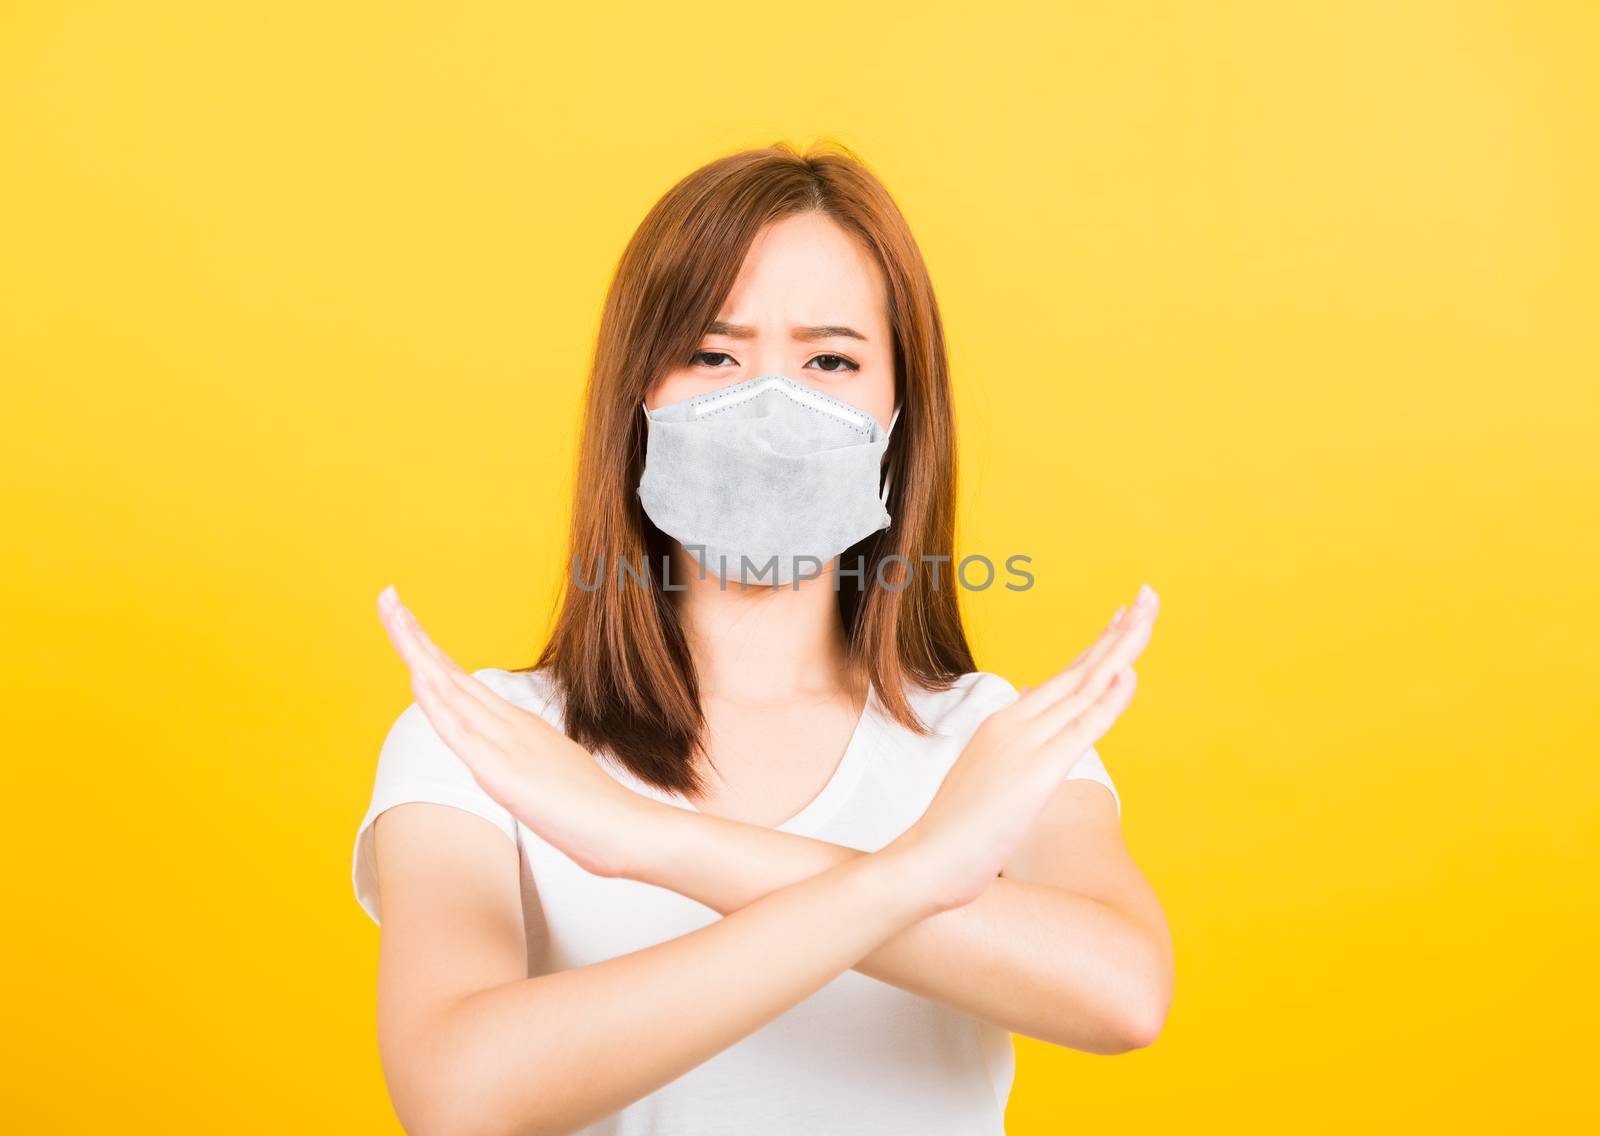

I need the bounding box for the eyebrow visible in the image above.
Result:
[705,320,869,342]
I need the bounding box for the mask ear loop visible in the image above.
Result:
[879,402,902,508]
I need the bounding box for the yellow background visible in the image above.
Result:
[4,2,1595,1131]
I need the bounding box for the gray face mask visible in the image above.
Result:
[637,372,900,586]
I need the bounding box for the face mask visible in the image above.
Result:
[637,372,900,586]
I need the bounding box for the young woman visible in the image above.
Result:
[352,142,1172,1136]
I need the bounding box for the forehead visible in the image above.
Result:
[715,212,889,330]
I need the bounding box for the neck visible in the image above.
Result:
[666,544,859,704]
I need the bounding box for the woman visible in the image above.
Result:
[352,141,1172,1136]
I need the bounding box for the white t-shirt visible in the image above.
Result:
[352,666,1120,1136]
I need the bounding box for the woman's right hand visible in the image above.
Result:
[882,583,1161,913]
[376,585,673,880]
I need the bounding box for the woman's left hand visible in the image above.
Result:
[376,584,664,878]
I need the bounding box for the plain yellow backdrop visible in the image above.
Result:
[3,2,1596,1131]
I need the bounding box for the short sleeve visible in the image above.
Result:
[351,687,520,926]
[1064,745,1122,818]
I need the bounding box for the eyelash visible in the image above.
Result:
[690,350,861,374]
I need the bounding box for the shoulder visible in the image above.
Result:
[374,666,561,768]
[470,666,565,725]
[901,669,1021,736]
[354,667,553,925]
[897,669,1123,817]
[367,666,564,799]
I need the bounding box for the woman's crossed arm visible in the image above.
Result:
[627,771,1172,1055]
[371,798,941,1136]
[608,587,1172,1054]
[369,582,1159,1135]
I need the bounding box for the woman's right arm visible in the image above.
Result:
[369,795,942,1136]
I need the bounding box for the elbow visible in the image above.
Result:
[1109,952,1174,1053]
[1072,990,1167,1056]
[1111,991,1170,1053]
[1036,979,1172,1056]
[1077,936,1173,1055]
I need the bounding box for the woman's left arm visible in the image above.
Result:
[629,776,1172,1055]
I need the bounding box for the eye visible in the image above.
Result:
[690,350,736,368]
[806,354,861,374]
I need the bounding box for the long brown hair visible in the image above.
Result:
[520,140,976,795]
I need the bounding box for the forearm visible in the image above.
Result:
[420,848,937,1136]
[633,807,1158,1052]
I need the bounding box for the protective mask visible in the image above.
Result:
[637,372,900,586]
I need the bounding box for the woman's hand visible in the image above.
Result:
[375,584,665,878]
[882,583,1161,913]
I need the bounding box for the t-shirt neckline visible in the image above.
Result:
[601,686,888,837]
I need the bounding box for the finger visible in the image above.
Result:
[1043,667,1139,767]
[412,671,517,796]
[1023,584,1158,714]
[1016,604,1125,713]
[377,587,443,681]
[379,589,524,735]
[1033,592,1146,706]
[380,589,482,693]
[1065,588,1155,686]
[378,603,484,732]
[377,604,515,764]
[1059,603,1127,671]
[397,600,526,726]
[1031,611,1155,739]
